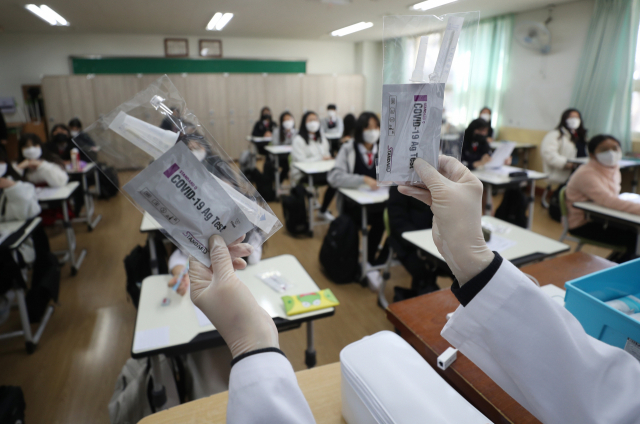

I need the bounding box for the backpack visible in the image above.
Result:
[239,150,256,174]
[495,188,529,228]
[259,159,277,202]
[281,185,310,236]
[124,237,168,308]
[0,386,25,424]
[319,214,360,284]
[98,164,120,199]
[548,183,565,223]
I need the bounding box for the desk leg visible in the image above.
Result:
[16,289,36,353]
[484,183,493,216]
[361,205,368,281]
[633,168,639,193]
[273,153,281,198]
[527,180,535,230]
[148,233,159,275]
[149,355,168,410]
[307,174,314,237]
[63,201,86,276]
[94,167,101,196]
[305,321,316,369]
[82,172,102,231]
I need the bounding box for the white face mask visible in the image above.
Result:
[306,120,320,134]
[0,163,7,178]
[480,113,491,123]
[328,110,337,120]
[22,146,42,160]
[362,129,380,144]
[595,149,622,167]
[192,148,207,162]
[282,119,295,130]
[566,117,581,130]
[70,130,80,137]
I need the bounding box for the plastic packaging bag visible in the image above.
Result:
[377,12,479,186]
[76,75,282,266]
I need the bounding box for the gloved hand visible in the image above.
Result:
[189,235,279,358]
[399,157,494,285]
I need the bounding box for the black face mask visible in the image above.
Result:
[472,133,487,143]
[53,133,71,146]
[261,114,271,122]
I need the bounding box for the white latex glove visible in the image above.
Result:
[189,235,279,358]
[398,157,494,285]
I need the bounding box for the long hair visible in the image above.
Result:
[587,134,621,155]
[298,111,321,145]
[463,118,490,146]
[18,133,65,168]
[0,147,24,181]
[556,108,587,145]
[354,112,380,146]
[342,113,356,139]
[278,111,293,144]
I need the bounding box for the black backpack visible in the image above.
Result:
[319,214,360,284]
[256,160,276,202]
[495,188,528,228]
[548,183,565,223]
[0,386,25,424]
[281,185,309,236]
[124,237,168,308]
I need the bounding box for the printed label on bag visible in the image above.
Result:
[624,338,640,363]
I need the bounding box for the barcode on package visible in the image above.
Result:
[388,95,397,136]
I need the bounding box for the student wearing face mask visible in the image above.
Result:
[16,133,68,188]
[271,112,297,180]
[68,118,97,160]
[565,135,640,262]
[461,118,511,170]
[478,107,494,142]
[328,112,384,288]
[321,104,344,157]
[541,109,587,186]
[252,107,276,156]
[46,124,74,161]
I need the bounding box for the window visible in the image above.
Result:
[630,28,640,135]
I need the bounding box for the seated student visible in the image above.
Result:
[328,112,383,289]
[16,133,68,187]
[461,118,511,170]
[478,107,494,142]
[252,107,276,156]
[566,135,640,262]
[321,104,344,157]
[270,112,296,181]
[68,117,98,160]
[340,113,356,145]
[541,108,587,186]
[47,124,73,161]
[387,186,437,299]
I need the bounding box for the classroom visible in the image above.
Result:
[1,0,640,422]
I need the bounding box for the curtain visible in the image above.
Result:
[571,0,640,151]
[447,14,514,133]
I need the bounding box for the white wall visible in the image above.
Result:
[501,0,594,131]
[0,33,357,122]
[355,41,383,114]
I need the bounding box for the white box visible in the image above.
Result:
[340,331,489,423]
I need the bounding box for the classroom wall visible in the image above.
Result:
[0,33,357,122]
[355,41,383,115]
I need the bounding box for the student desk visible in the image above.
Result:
[0,217,55,353]
[402,216,569,268]
[246,135,272,155]
[37,181,86,275]
[265,144,292,198]
[386,252,616,424]
[471,166,548,229]
[573,199,640,255]
[490,141,537,169]
[338,186,390,282]
[139,362,345,424]
[66,162,102,231]
[140,211,163,275]
[568,157,640,192]
[292,159,336,235]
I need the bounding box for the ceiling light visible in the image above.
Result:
[411,0,458,11]
[331,22,373,37]
[25,4,69,26]
[206,12,233,31]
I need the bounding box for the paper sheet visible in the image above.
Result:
[35,186,63,199]
[486,235,516,253]
[486,141,516,169]
[193,304,212,327]
[133,326,170,351]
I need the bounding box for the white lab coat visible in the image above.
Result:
[290,134,330,184]
[227,258,640,424]
[540,128,578,185]
[442,258,640,424]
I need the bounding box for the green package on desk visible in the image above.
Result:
[282,289,340,316]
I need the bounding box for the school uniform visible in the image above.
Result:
[541,128,586,185]
[461,136,491,170]
[290,134,330,184]
[16,161,69,188]
[270,127,296,181]
[252,120,277,156]
[321,115,344,156]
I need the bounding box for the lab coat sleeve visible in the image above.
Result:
[2,181,41,221]
[441,258,640,424]
[540,131,568,170]
[227,352,316,424]
[37,161,69,187]
[327,144,365,188]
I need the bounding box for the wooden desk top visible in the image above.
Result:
[140,362,344,424]
[386,252,615,424]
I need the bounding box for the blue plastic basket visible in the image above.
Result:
[565,257,640,349]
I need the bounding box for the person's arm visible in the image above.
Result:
[167,249,190,295]
[580,172,640,215]
[320,135,331,158]
[251,122,264,137]
[2,181,41,220]
[36,161,69,187]
[441,254,640,424]
[327,145,365,188]
[541,132,569,170]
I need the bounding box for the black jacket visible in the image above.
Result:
[387,186,433,255]
[461,136,491,170]
[252,120,276,137]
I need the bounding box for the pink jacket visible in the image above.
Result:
[565,159,640,229]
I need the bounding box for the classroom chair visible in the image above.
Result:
[558,186,627,254]
[377,209,399,309]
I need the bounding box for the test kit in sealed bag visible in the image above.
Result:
[75,75,282,266]
[340,331,489,423]
[378,12,479,186]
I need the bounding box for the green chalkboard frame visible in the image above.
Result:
[71,57,306,74]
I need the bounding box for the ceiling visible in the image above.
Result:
[0,0,580,41]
